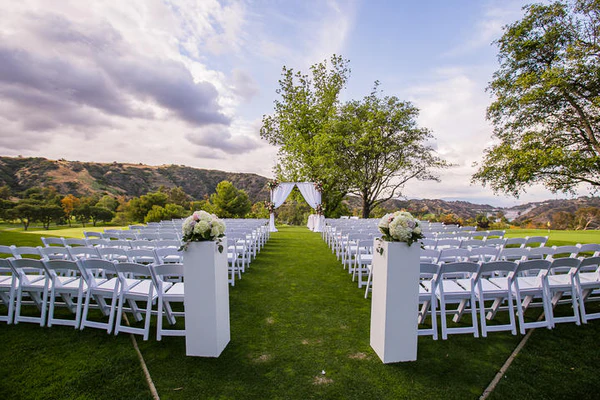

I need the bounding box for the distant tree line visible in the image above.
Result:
[0,181,270,230]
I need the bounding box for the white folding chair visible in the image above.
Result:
[484,238,506,248]
[41,259,86,328]
[460,239,485,249]
[435,239,462,250]
[114,262,155,340]
[84,231,104,239]
[468,247,499,263]
[438,248,470,264]
[97,247,129,263]
[577,243,600,257]
[126,248,158,265]
[575,256,600,323]
[0,258,16,324]
[11,246,42,260]
[86,238,109,248]
[9,258,48,326]
[476,261,518,336]
[526,246,554,261]
[104,240,132,250]
[510,259,553,334]
[418,262,439,340]
[150,263,184,340]
[62,238,88,247]
[546,257,581,326]
[524,236,548,248]
[436,261,480,339]
[420,248,440,263]
[67,246,101,261]
[77,259,120,334]
[41,237,65,247]
[551,245,580,258]
[504,237,527,248]
[39,246,72,261]
[497,247,529,262]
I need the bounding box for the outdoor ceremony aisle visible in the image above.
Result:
[138,226,522,399]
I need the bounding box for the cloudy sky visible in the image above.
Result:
[0,0,582,206]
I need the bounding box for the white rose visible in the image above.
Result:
[378,213,392,229]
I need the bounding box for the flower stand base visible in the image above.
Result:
[369,240,420,363]
[183,240,230,357]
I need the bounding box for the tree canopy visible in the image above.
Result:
[473,0,600,196]
[261,56,448,217]
[261,55,350,214]
[331,83,449,217]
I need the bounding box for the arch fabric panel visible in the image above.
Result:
[295,182,321,209]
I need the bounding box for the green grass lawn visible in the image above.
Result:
[0,226,599,399]
[504,228,600,246]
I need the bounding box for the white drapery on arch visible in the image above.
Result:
[268,182,324,232]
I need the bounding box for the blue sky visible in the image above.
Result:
[0,0,580,207]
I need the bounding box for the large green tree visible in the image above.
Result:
[261,55,351,213]
[261,56,447,217]
[330,84,449,217]
[473,0,600,196]
[209,181,252,218]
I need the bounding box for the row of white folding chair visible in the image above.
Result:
[423,230,506,239]
[0,257,186,341]
[364,244,600,299]
[43,237,181,249]
[416,257,599,340]
[421,244,600,265]
[113,231,180,240]
[3,244,183,267]
[422,236,553,251]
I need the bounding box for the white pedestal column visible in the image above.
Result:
[182,240,230,357]
[369,240,420,363]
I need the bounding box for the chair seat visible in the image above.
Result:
[124,280,155,298]
[0,276,12,285]
[21,277,48,289]
[515,276,544,291]
[164,282,184,298]
[579,272,599,286]
[95,277,120,292]
[437,280,469,297]
[547,274,572,287]
[478,278,505,294]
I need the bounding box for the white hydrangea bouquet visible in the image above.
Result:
[377,211,424,247]
[180,210,226,253]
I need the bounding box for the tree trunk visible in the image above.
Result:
[361,196,371,219]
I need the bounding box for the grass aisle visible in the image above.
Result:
[139,227,520,399]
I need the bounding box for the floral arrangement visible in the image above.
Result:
[264,201,275,213]
[180,210,226,253]
[377,211,423,247]
[313,181,323,192]
[267,179,279,190]
[316,203,325,215]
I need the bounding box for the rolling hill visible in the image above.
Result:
[0,156,597,226]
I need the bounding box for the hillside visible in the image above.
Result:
[0,156,270,202]
[1,156,598,225]
[343,196,500,220]
[510,197,600,225]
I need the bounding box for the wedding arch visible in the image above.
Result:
[267,182,324,232]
